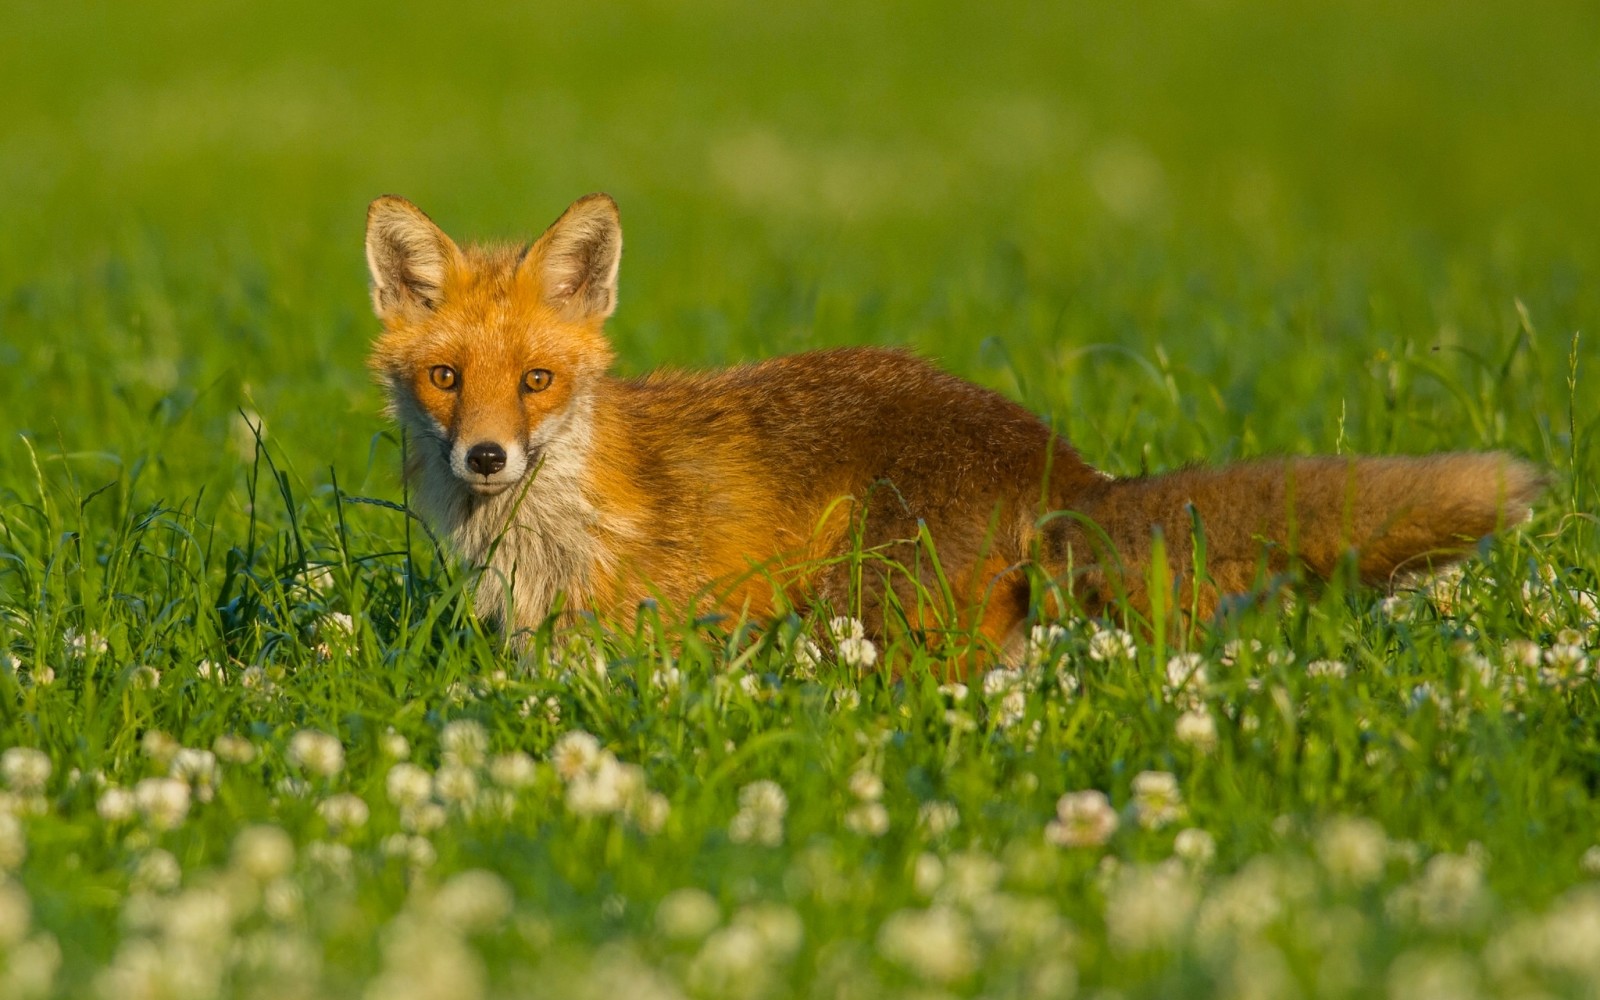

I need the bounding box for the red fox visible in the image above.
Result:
[365,193,1541,666]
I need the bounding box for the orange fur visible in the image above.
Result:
[365,194,1543,672]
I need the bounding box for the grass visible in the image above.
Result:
[1,1,1598,997]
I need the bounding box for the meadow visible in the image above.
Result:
[1,1,1599,997]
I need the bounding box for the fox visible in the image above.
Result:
[364,192,1542,669]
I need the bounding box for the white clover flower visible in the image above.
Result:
[434,763,480,805]
[1503,638,1542,669]
[28,665,55,687]
[381,833,437,871]
[63,627,108,658]
[631,790,671,835]
[212,734,257,764]
[550,731,602,781]
[1025,624,1070,669]
[232,825,296,882]
[729,780,787,847]
[1540,643,1591,689]
[657,888,721,942]
[995,688,1028,729]
[1,748,51,793]
[430,869,513,932]
[1088,625,1136,662]
[1131,771,1186,830]
[318,793,371,832]
[133,777,191,831]
[97,786,136,823]
[323,612,355,636]
[286,730,344,777]
[1045,790,1119,848]
[787,636,823,674]
[129,665,160,690]
[131,848,182,893]
[488,752,536,789]
[939,682,969,703]
[1105,862,1198,953]
[848,769,883,802]
[832,688,862,711]
[0,878,30,947]
[1220,638,1263,666]
[735,903,804,959]
[877,906,975,984]
[836,636,878,670]
[169,748,220,802]
[379,729,411,760]
[1175,709,1218,752]
[386,763,434,808]
[1306,658,1350,679]
[827,616,866,643]
[141,731,178,765]
[441,719,488,768]
[1173,828,1216,866]
[651,666,682,691]
[1581,846,1600,877]
[1387,853,1486,929]
[401,802,447,835]
[1317,816,1389,886]
[845,801,890,837]
[1386,948,1480,1000]
[0,813,25,870]
[918,801,960,837]
[1165,652,1208,700]
[688,924,770,997]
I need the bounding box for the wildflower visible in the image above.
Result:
[441,719,488,768]
[1386,948,1480,1000]
[827,617,865,643]
[913,853,944,897]
[133,777,191,830]
[1088,625,1136,661]
[729,780,787,847]
[1503,638,1542,669]
[633,790,671,834]
[1,748,51,793]
[63,627,108,658]
[918,801,960,837]
[129,665,161,689]
[1221,638,1263,666]
[97,786,136,823]
[0,879,31,947]
[379,729,411,759]
[1131,771,1186,830]
[0,813,25,869]
[28,666,54,686]
[434,763,480,805]
[318,793,371,832]
[233,825,296,882]
[650,666,682,691]
[386,763,434,808]
[877,906,976,984]
[1306,658,1350,679]
[141,731,179,765]
[430,869,514,932]
[1165,653,1208,702]
[1540,643,1591,689]
[836,636,878,670]
[1045,790,1119,848]
[286,730,344,777]
[131,848,182,892]
[565,756,640,816]
[787,635,823,674]
[1175,709,1218,752]
[169,748,220,802]
[1174,828,1217,867]
[1316,816,1388,886]
[489,752,536,788]
[1024,624,1070,670]
[848,769,883,802]
[1582,846,1600,877]
[1105,862,1198,953]
[845,802,890,837]
[657,888,721,942]
[1386,852,1486,929]
[212,734,257,764]
[550,731,602,781]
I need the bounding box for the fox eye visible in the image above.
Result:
[522,368,553,394]
[429,365,458,391]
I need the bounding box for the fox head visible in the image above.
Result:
[365,194,620,497]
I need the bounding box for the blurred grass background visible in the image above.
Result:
[1,0,1595,514]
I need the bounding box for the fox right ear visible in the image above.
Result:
[365,196,461,322]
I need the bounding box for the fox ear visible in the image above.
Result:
[524,194,622,321]
[365,196,461,321]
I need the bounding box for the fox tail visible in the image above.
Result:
[1051,452,1543,618]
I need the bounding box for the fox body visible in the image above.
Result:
[365,194,1541,662]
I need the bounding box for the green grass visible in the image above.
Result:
[2,1,1599,997]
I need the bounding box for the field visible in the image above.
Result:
[2,1,1599,997]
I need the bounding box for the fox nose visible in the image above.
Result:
[465,442,507,476]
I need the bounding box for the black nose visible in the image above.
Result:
[465,442,507,476]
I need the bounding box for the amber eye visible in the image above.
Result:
[521,368,553,393]
[429,365,458,391]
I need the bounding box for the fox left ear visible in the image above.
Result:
[365,196,462,322]
[524,194,622,321]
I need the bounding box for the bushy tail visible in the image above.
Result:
[1054,452,1543,617]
